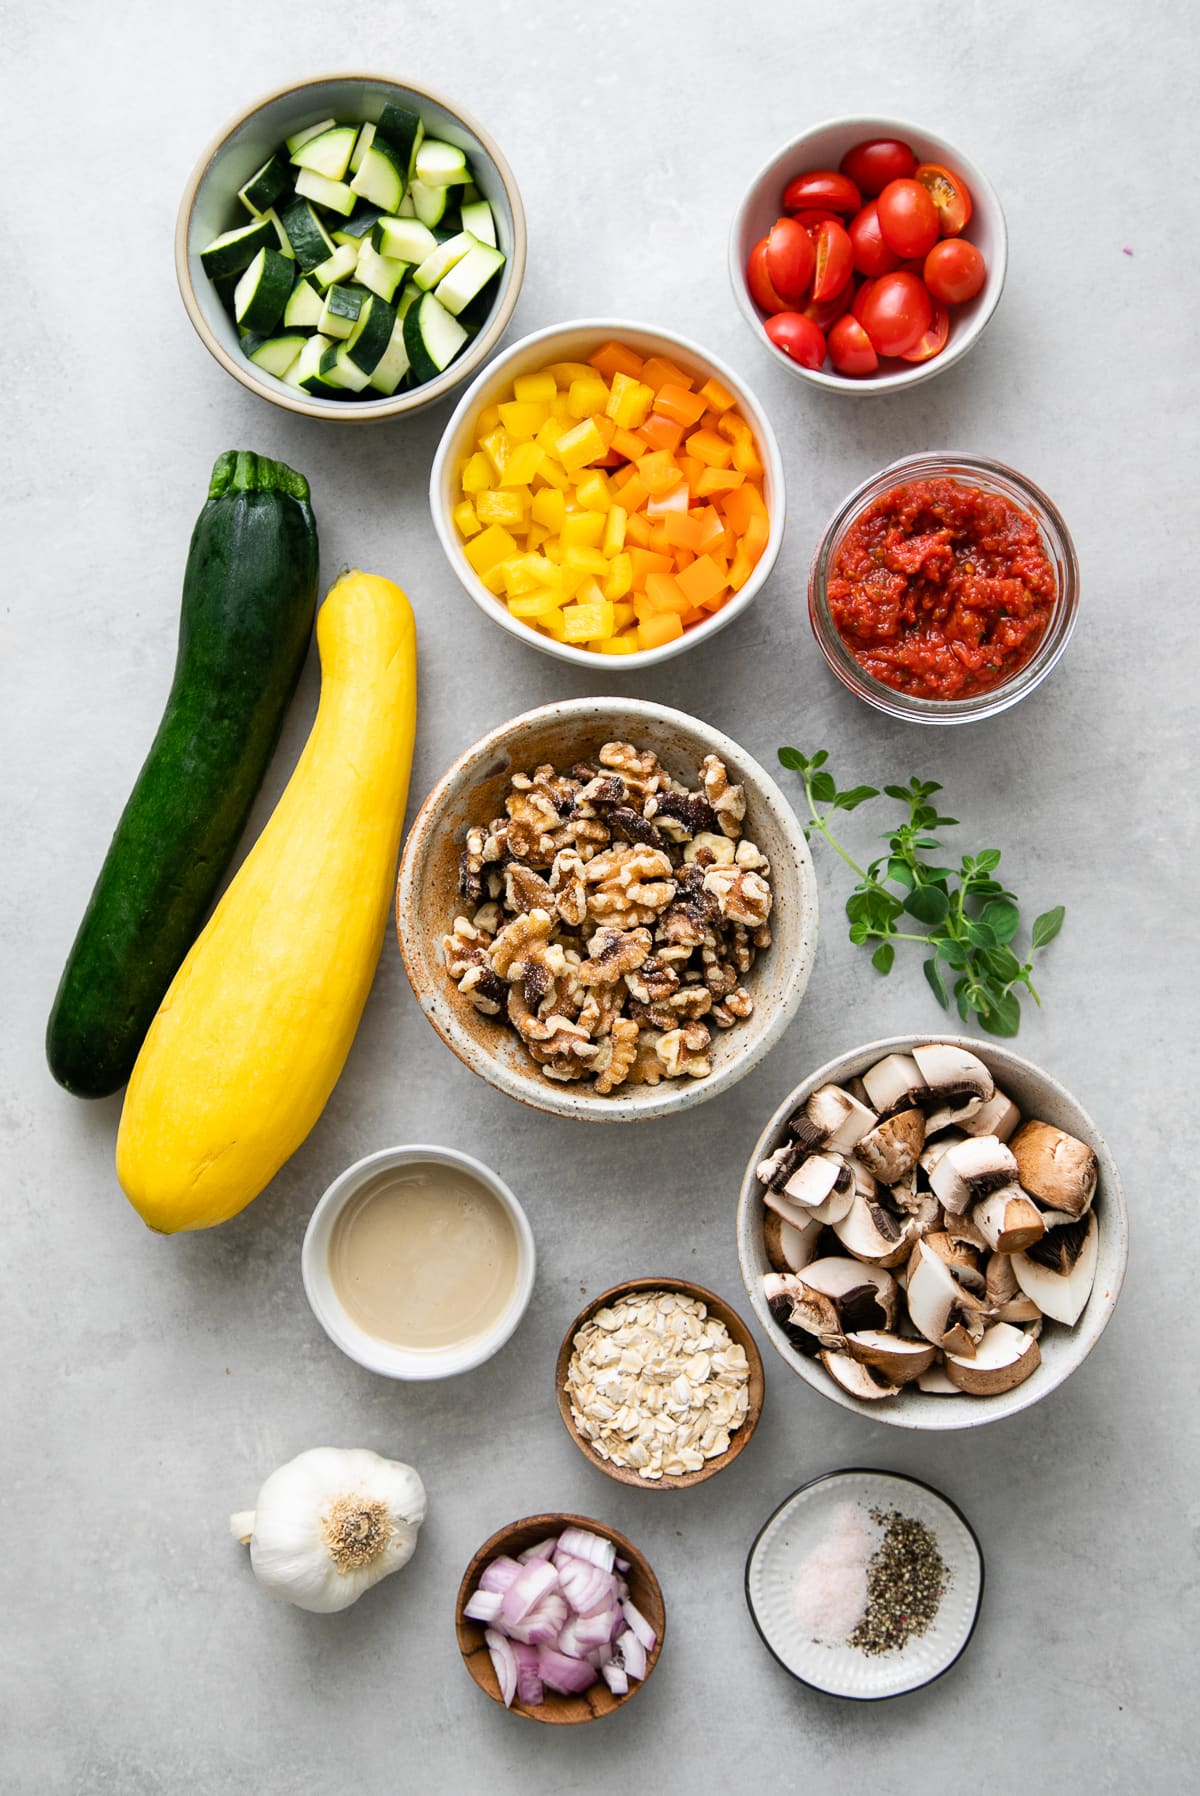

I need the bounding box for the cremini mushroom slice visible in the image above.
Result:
[960,1087,1023,1142]
[984,1251,1040,1320]
[854,1106,926,1183]
[760,1274,844,1351]
[916,1362,964,1395]
[780,1152,854,1215]
[1012,1213,1098,1325]
[799,1258,900,1333]
[763,1209,821,1275]
[928,1134,1019,1215]
[1010,1120,1098,1219]
[801,1082,878,1154]
[819,1349,900,1400]
[943,1322,1041,1395]
[910,1041,994,1131]
[833,1190,921,1268]
[762,1186,818,1233]
[845,1330,936,1383]
[941,1209,989,1255]
[861,1052,928,1116]
[906,1239,987,1353]
[918,1129,965,1180]
[973,1184,1046,1254]
[922,1230,986,1293]
[755,1140,806,1193]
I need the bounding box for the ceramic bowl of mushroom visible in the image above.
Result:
[396,696,819,1121]
[736,1034,1128,1429]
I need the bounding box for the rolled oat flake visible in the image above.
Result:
[848,1508,949,1656]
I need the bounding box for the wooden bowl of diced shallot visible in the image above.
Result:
[455,1514,664,1723]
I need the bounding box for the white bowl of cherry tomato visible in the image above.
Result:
[729,117,1007,391]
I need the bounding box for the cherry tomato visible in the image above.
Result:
[747,237,790,315]
[901,299,950,361]
[766,216,816,302]
[788,207,842,233]
[802,280,856,329]
[858,271,933,357]
[914,162,973,236]
[848,201,900,278]
[839,137,917,197]
[923,237,986,304]
[810,219,854,303]
[781,169,861,215]
[876,179,941,259]
[764,311,827,369]
[828,313,879,376]
[851,277,877,323]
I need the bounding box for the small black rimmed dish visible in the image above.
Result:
[744,1468,983,1699]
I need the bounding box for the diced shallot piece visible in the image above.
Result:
[511,1641,544,1707]
[602,1660,630,1696]
[616,1627,647,1681]
[557,1555,616,1617]
[517,1537,559,1564]
[506,1593,567,1645]
[478,1554,523,1594]
[537,1645,599,1695]
[484,1628,519,1708]
[620,1597,658,1652]
[463,1588,503,1624]
[501,1556,560,1625]
[555,1527,617,1573]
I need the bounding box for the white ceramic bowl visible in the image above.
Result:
[429,319,786,669]
[395,698,819,1122]
[176,72,526,420]
[302,1144,536,1378]
[736,1034,1128,1428]
[728,115,1007,394]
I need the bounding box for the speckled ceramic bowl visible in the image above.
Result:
[736,1034,1128,1428]
[395,698,818,1122]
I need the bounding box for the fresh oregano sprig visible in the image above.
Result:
[778,747,1065,1037]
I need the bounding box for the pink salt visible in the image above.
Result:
[791,1502,880,1645]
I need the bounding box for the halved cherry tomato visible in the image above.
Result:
[923,237,986,304]
[848,201,900,278]
[839,137,917,196]
[802,280,856,329]
[914,162,973,236]
[789,207,842,234]
[766,216,816,302]
[828,313,879,376]
[764,311,827,369]
[851,277,877,323]
[858,271,933,357]
[781,169,861,215]
[901,298,950,361]
[811,218,854,303]
[747,237,790,315]
[876,179,940,259]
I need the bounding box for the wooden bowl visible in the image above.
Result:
[555,1277,765,1489]
[455,1513,665,1723]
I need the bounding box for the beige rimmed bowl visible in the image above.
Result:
[395,698,818,1122]
[175,72,526,420]
[429,319,785,669]
[736,1034,1128,1429]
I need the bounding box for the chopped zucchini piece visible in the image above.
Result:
[409,178,448,229]
[373,216,438,264]
[402,289,468,383]
[285,118,336,155]
[283,277,325,333]
[200,219,274,279]
[237,156,288,217]
[233,247,294,334]
[396,189,417,218]
[336,203,384,242]
[460,196,497,247]
[311,242,358,288]
[246,334,307,378]
[349,138,407,212]
[318,283,366,340]
[278,199,335,271]
[349,122,375,173]
[318,340,373,392]
[413,230,473,292]
[292,332,336,392]
[414,138,468,188]
[344,294,397,374]
[375,102,423,175]
[290,125,357,182]
[355,240,408,302]
[434,236,506,315]
[368,315,411,395]
[293,167,357,217]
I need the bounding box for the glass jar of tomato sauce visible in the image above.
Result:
[808,454,1079,724]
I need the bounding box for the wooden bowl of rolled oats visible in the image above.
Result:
[394,697,819,1121]
[555,1277,766,1487]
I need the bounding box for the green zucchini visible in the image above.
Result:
[45,452,319,1098]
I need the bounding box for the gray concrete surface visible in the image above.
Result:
[4,2,1195,1791]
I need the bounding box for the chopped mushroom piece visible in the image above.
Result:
[854,1107,925,1183]
[1012,1213,1098,1325]
[1011,1121,1098,1218]
[905,1239,987,1353]
[928,1135,1019,1215]
[916,1363,964,1395]
[798,1258,900,1332]
[910,1041,994,1131]
[943,1322,1041,1395]
[763,1210,822,1275]
[861,1052,928,1116]
[972,1184,1046,1254]
[845,1331,936,1383]
[802,1083,878,1153]
[833,1190,922,1268]
[780,1152,853,1212]
[960,1088,1023,1142]
[819,1350,900,1400]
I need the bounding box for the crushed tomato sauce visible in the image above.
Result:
[827,477,1058,700]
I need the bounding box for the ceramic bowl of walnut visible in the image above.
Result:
[395,697,819,1121]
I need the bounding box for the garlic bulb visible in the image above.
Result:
[231,1447,427,1613]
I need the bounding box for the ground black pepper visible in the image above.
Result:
[848,1508,949,1655]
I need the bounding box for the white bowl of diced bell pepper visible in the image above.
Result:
[429,320,786,667]
[176,72,526,420]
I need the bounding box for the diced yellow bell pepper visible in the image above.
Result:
[498,400,549,440]
[533,456,570,491]
[576,577,609,608]
[557,418,608,472]
[481,564,509,594]
[562,544,609,576]
[602,551,633,600]
[532,488,567,532]
[602,506,627,556]
[612,600,636,631]
[461,451,492,494]
[574,471,612,513]
[477,403,502,432]
[464,523,518,575]
[606,372,655,429]
[561,510,606,549]
[452,500,481,538]
[568,377,610,419]
[539,606,568,641]
[546,361,597,387]
[476,488,528,528]
[551,393,575,423]
[562,600,615,643]
[513,371,557,404]
[499,442,544,487]
[594,634,639,655]
[508,589,564,620]
[535,419,568,461]
[480,428,515,478]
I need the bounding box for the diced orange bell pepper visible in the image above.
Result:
[612,468,649,512]
[640,354,694,392]
[644,571,690,616]
[691,506,728,555]
[637,451,683,498]
[661,509,706,552]
[646,482,689,519]
[718,484,756,535]
[590,341,645,381]
[696,467,745,497]
[679,606,708,628]
[636,611,684,650]
[676,552,729,609]
[654,384,708,427]
[698,375,738,413]
[609,425,646,461]
[637,413,685,455]
[684,428,733,469]
[628,546,674,591]
[624,511,656,550]
[728,541,756,591]
[675,454,704,490]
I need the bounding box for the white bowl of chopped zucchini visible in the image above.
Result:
[176,73,526,418]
